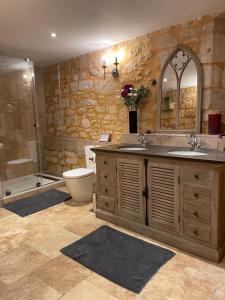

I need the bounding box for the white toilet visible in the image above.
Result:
[62,145,97,203]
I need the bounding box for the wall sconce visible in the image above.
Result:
[102,49,125,79]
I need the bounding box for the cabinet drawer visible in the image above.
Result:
[99,195,115,212]
[183,201,211,224]
[99,156,115,170]
[99,184,115,197]
[99,170,115,185]
[183,167,212,186]
[183,219,210,243]
[183,184,211,206]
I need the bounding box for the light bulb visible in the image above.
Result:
[51,32,57,38]
[115,49,125,62]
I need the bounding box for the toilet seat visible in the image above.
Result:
[63,168,94,179]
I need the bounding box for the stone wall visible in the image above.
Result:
[209,13,225,132]
[41,13,225,174]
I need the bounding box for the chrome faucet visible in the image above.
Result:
[137,132,152,147]
[188,133,206,151]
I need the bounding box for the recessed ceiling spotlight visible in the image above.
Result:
[163,78,168,82]
[51,32,57,38]
[23,74,28,79]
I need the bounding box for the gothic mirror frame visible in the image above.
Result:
[157,44,203,133]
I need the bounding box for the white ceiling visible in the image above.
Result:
[0,0,224,66]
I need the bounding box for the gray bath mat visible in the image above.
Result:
[4,189,71,217]
[61,225,175,293]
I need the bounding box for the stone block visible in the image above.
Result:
[81,118,91,128]
[108,105,117,114]
[222,68,225,88]
[155,33,177,50]
[78,80,93,90]
[78,99,97,106]
[199,34,213,63]
[69,82,78,92]
[95,80,115,94]
[210,89,225,110]
[213,33,225,62]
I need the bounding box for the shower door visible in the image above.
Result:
[0,55,40,197]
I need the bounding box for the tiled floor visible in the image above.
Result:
[0,187,225,300]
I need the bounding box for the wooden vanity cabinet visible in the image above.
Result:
[117,158,145,224]
[95,152,225,262]
[96,154,117,213]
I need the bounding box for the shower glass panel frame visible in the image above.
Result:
[0,55,60,198]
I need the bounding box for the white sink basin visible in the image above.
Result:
[118,147,148,151]
[168,151,207,156]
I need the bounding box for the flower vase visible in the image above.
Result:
[128,105,137,133]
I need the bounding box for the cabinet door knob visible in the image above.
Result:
[193,230,198,235]
[104,189,108,193]
[194,193,199,199]
[104,161,107,165]
[194,174,199,179]
[194,211,198,217]
[105,202,108,207]
[104,175,108,179]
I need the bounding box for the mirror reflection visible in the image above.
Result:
[158,46,202,132]
[179,60,197,129]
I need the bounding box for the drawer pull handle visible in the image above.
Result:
[105,202,108,207]
[194,174,199,179]
[104,161,107,165]
[193,211,198,217]
[193,230,198,235]
[104,175,108,179]
[194,193,199,199]
[105,189,108,193]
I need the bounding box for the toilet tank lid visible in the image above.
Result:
[63,168,95,179]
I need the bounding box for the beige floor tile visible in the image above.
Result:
[0,274,61,300]
[0,244,49,285]
[213,290,225,300]
[28,227,79,258]
[33,255,92,295]
[1,187,225,299]
[61,280,119,300]
[141,262,216,300]
[87,273,139,300]
[0,208,12,219]
[0,215,26,238]
[64,213,107,236]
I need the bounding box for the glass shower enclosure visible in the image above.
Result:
[0,55,61,198]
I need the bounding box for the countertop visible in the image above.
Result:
[92,144,225,163]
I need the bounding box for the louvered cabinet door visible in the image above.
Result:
[148,163,180,232]
[117,158,145,223]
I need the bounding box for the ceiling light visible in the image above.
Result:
[163,78,168,82]
[23,74,28,79]
[25,58,30,62]
[51,32,57,38]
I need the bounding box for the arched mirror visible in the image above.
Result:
[157,45,202,133]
